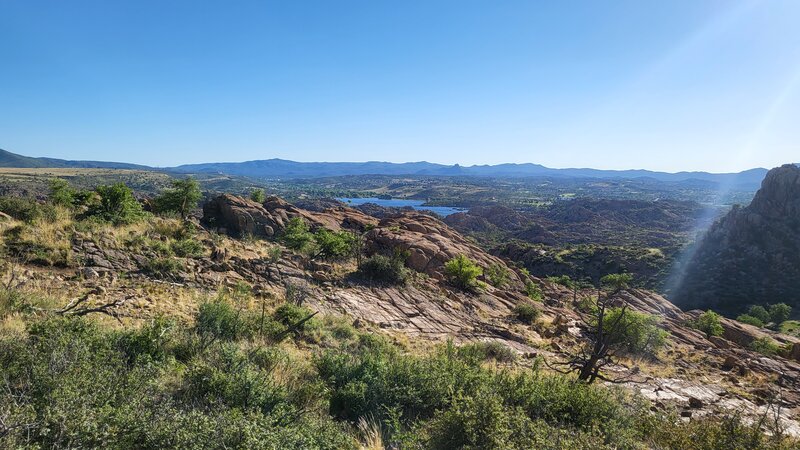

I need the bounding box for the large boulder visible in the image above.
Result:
[365,212,521,284]
[202,194,378,238]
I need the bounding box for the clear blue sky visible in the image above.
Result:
[2,0,799,172]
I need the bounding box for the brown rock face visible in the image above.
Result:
[365,212,521,283]
[202,194,377,238]
[669,164,800,314]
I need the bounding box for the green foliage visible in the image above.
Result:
[602,308,668,356]
[736,314,765,328]
[457,341,517,364]
[689,310,725,339]
[250,188,266,203]
[0,196,57,223]
[0,310,796,449]
[524,280,543,301]
[88,182,146,225]
[357,253,409,284]
[444,255,483,290]
[281,217,316,253]
[486,263,510,287]
[512,303,540,325]
[749,337,782,357]
[196,299,246,342]
[144,256,182,279]
[546,274,575,289]
[49,178,76,208]
[748,305,771,324]
[153,177,202,218]
[313,228,356,260]
[769,303,792,325]
[171,238,205,258]
[600,273,633,292]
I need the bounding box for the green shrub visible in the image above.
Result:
[603,308,668,356]
[748,305,771,324]
[736,314,764,328]
[546,275,575,289]
[313,228,356,260]
[444,255,483,290]
[688,310,724,339]
[486,263,510,288]
[749,337,781,356]
[49,178,76,208]
[87,182,145,225]
[273,303,318,336]
[769,303,792,325]
[512,303,540,324]
[171,238,205,258]
[457,341,516,363]
[524,280,543,301]
[281,217,316,253]
[250,188,266,203]
[153,177,202,218]
[0,196,57,223]
[195,299,248,342]
[144,256,182,279]
[357,254,409,284]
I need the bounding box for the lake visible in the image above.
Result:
[336,197,466,217]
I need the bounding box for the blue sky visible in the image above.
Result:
[1,0,799,172]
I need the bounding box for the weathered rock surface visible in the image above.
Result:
[202,194,378,237]
[365,212,524,284]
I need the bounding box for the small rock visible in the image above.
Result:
[81,267,100,281]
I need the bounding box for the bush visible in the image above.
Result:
[689,310,724,339]
[603,308,668,356]
[736,314,764,328]
[748,305,771,324]
[195,299,247,341]
[512,303,540,324]
[444,255,483,290]
[49,178,76,208]
[313,229,356,260]
[281,217,316,253]
[87,183,145,225]
[250,189,266,203]
[546,275,575,289]
[524,280,543,301]
[769,303,792,325]
[171,238,205,258]
[357,254,409,284]
[144,256,182,279]
[749,337,781,356]
[153,177,202,218]
[0,196,57,223]
[458,341,517,363]
[486,263,510,288]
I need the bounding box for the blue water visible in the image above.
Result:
[336,197,466,217]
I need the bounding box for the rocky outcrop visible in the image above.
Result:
[669,164,800,313]
[202,194,377,238]
[365,212,523,284]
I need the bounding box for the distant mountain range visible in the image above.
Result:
[0,148,781,188]
[0,149,148,170]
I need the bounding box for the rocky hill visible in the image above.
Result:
[670,164,800,314]
[3,190,800,445]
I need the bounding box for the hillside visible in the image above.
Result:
[669,164,800,314]
[1,184,800,448]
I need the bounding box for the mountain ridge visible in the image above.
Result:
[0,148,774,187]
